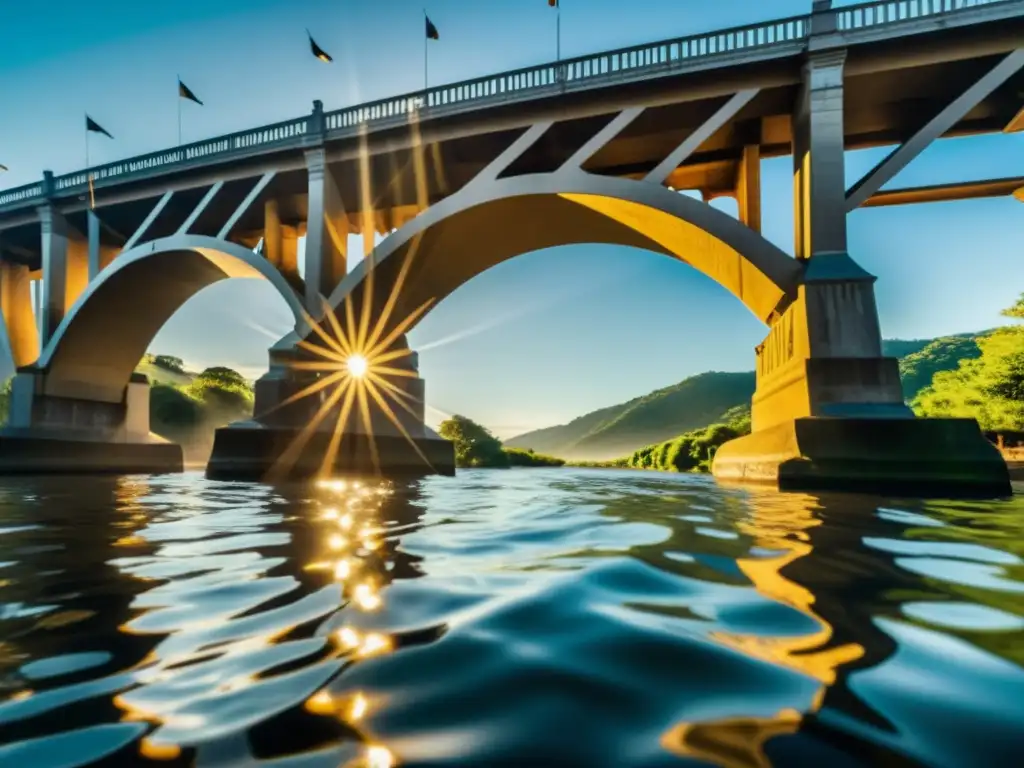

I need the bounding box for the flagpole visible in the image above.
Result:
[85,115,90,169]
[557,6,561,62]
[423,9,428,91]
[177,75,182,146]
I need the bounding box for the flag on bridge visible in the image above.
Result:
[178,79,203,105]
[86,115,113,139]
[307,30,333,62]
[423,12,440,90]
[0,164,7,172]
[549,0,559,6]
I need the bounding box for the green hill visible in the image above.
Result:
[133,355,255,465]
[506,371,756,461]
[508,334,985,461]
[897,334,983,400]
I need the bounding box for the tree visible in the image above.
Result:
[152,355,186,373]
[1002,293,1024,320]
[622,415,750,474]
[912,296,1024,430]
[150,383,202,432]
[898,336,982,400]
[504,448,565,467]
[187,367,253,414]
[438,414,509,468]
[194,367,248,388]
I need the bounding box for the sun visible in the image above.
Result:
[347,354,369,378]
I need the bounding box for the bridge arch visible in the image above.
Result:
[38,235,308,402]
[322,173,804,348]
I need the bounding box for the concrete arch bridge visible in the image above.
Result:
[0,0,1020,492]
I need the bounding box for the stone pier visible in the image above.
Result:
[0,370,182,475]
[207,342,455,481]
[711,49,1010,496]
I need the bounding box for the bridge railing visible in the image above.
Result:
[325,13,809,133]
[46,116,310,200]
[836,0,1012,30]
[0,0,1019,213]
[0,183,44,209]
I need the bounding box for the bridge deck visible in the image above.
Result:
[1,0,1022,266]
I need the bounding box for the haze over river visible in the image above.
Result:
[0,469,1022,767]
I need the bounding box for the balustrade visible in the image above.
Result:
[0,0,1017,213]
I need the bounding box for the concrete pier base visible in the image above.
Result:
[0,428,182,475]
[206,420,455,481]
[0,369,183,475]
[712,417,1011,496]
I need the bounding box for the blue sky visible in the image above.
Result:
[1,0,1021,437]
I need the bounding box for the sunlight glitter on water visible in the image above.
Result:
[0,470,1021,767]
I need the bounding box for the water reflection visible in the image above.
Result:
[0,469,1021,767]
[108,476,424,767]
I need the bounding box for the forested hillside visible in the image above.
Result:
[509,333,988,461]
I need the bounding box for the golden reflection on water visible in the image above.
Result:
[305,477,398,768]
[112,475,153,550]
[716,492,865,685]
[660,490,866,767]
[103,475,400,766]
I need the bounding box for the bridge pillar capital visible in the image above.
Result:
[810,1,837,35]
[306,99,327,142]
[41,170,55,199]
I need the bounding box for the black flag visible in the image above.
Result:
[0,164,7,172]
[425,15,439,40]
[86,115,113,139]
[178,80,203,105]
[307,30,333,62]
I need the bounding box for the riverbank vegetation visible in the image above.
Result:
[910,295,1024,430]
[147,360,254,461]
[614,405,751,473]
[438,414,564,468]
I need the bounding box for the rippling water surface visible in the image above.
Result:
[0,468,1022,767]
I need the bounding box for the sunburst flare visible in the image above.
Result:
[258,104,438,482]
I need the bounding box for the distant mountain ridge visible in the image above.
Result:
[505,334,983,461]
[505,371,756,461]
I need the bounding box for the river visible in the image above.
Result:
[0,468,1022,767]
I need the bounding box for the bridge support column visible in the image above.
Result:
[0,370,181,474]
[0,261,40,369]
[735,145,761,233]
[207,340,454,481]
[37,205,69,347]
[66,237,90,312]
[37,205,90,347]
[86,210,118,279]
[304,149,348,311]
[264,200,300,281]
[713,49,1008,495]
